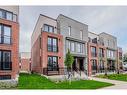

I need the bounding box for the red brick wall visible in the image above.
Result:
[20,59,30,72]
[0,19,19,79]
[87,42,106,76]
[31,31,64,74]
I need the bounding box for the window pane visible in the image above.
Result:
[13,14,17,22]
[53,38,57,52]
[44,25,49,32]
[0,10,2,18]
[49,26,53,33]
[77,43,80,53]
[68,41,71,50]
[48,38,52,51]
[6,12,13,21]
[4,26,11,44]
[71,42,75,52]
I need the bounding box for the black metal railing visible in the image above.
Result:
[47,44,58,52]
[0,62,12,70]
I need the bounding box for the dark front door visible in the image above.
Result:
[79,59,84,71]
[72,59,76,70]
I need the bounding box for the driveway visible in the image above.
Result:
[91,77,127,89]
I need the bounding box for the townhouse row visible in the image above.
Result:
[0,6,123,80]
[31,14,123,76]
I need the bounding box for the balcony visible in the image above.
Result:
[47,44,58,52]
[0,62,12,70]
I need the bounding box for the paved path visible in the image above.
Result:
[91,77,127,89]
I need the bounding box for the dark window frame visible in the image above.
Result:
[0,8,18,22]
[0,50,12,70]
[47,37,58,52]
[0,24,12,44]
[43,24,54,33]
[47,56,58,71]
[0,75,11,80]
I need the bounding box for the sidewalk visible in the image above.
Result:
[91,77,127,89]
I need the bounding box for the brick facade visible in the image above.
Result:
[0,19,19,79]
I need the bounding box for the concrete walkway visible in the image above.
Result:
[91,77,127,89]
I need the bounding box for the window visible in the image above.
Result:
[6,12,13,21]
[71,42,75,52]
[80,30,83,40]
[0,50,11,70]
[0,9,17,22]
[68,26,71,36]
[99,60,104,70]
[48,37,58,52]
[48,56,58,71]
[99,48,104,57]
[91,46,96,57]
[77,43,83,53]
[0,24,11,44]
[43,24,54,33]
[13,14,17,22]
[91,60,97,71]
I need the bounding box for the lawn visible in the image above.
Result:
[96,74,127,82]
[18,73,113,89]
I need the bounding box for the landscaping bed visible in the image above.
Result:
[96,74,127,82]
[18,73,113,89]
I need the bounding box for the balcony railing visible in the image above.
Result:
[47,44,58,52]
[0,62,12,70]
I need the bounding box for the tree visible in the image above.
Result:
[123,55,127,62]
[64,49,74,83]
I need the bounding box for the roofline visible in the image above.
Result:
[88,31,99,36]
[57,14,88,26]
[99,32,117,39]
[40,14,56,21]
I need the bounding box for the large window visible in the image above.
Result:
[0,9,17,22]
[0,24,11,44]
[71,42,75,52]
[91,60,97,71]
[48,37,58,52]
[0,50,11,70]
[99,48,104,57]
[98,60,104,70]
[43,24,54,33]
[91,46,96,57]
[107,50,115,58]
[48,56,58,71]
[77,43,83,53]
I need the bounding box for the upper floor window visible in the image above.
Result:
[91,46,97,57]
[44,24,54,33]
[0,24,11,44]
[48,37,58,52]
[71,42,75,52]
[68,26,71,36]
[77,43,83,53]
[6,12,13,21]
[80,30,83,40]
[0,9,17,22]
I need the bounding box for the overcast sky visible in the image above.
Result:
[19,6,127,53]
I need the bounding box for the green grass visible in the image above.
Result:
[18,73,113,89]
[96,74,127,82]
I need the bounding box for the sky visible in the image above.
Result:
[19,6,127,53]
